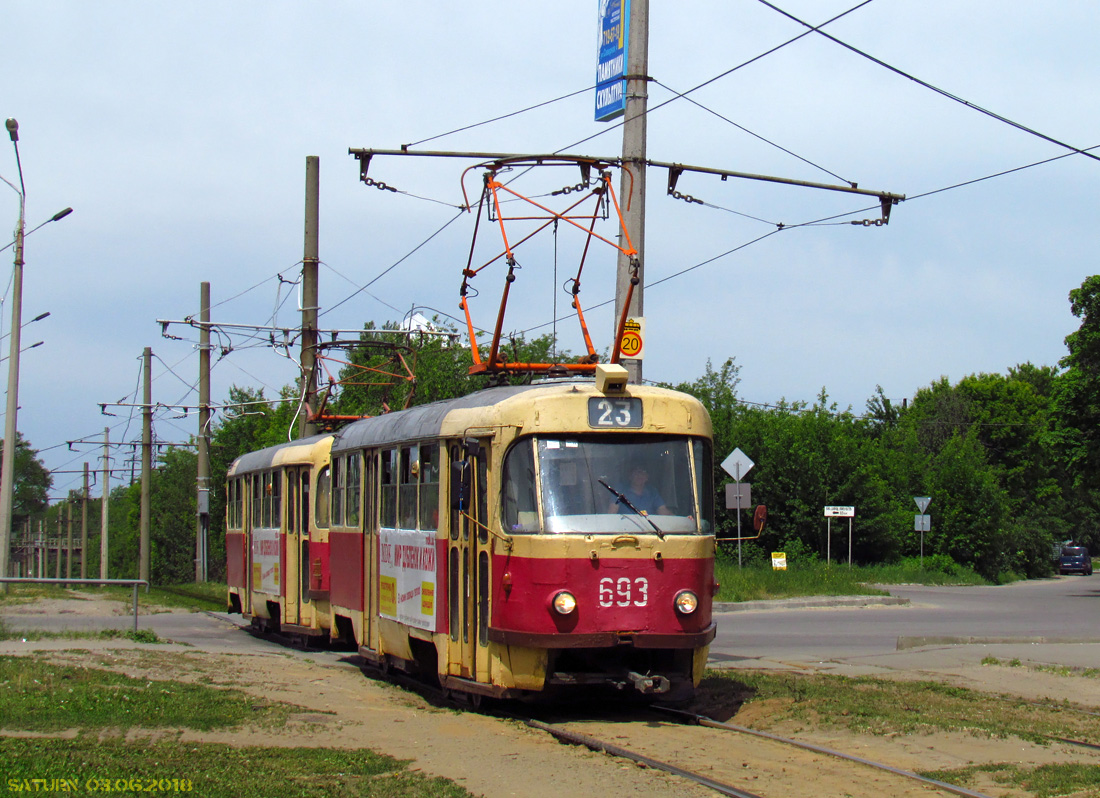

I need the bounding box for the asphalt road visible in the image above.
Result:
[708,574,1100,673]
[4,576,1098,675]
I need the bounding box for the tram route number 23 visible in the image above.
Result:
[588,397,643,428]
[599,576,648,607]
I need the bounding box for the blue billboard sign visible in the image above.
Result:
[595,0,629,122]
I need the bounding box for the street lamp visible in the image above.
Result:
[0,312,49,344]
[0,341,44,364]
[0,210,70,255]
[0,119,71,580]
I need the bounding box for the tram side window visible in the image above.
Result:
[381,450,397,528]
[693,439,715,533]
[262,472,273,528]
[233,478,244,529]
[399,446,417,530]
[362,451,375,532]
[227,478,242,529]
[449,444,462,542]
[332,457,344,528]
[251,476,261,527]
[315,465,331,529]
[271,471,282,528]
[347,453,361,528]
[502,440,538,533]
[419,443,439,531]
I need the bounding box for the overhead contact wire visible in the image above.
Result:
[556,0,876,155]
[757,0,1100,165]
[323,209,466,319]
[403,86,592,149]
[652,79,851,185]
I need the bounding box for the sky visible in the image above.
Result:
[2,1,1099,502]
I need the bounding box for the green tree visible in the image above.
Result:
[1052,276,1100,479]
[0,433,52,527]
[147,447,199,584]
[331,321,564,418]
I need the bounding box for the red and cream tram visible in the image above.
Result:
[226,366,716,700]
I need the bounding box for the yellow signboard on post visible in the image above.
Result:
[620,317,645,360]
[771,552,787,571]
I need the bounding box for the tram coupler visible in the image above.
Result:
[627,671,670,694]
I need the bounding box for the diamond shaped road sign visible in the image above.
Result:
[722,448,754,481]
[914,496,931,514]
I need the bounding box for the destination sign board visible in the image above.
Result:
[595,0,629,121]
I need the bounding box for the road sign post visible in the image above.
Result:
[823,506,855,566]
[913,497,932,567]
[721,448,754,568]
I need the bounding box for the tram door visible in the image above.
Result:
[361,453,377,652]
[285,467,310,626]
[447,439,491,683]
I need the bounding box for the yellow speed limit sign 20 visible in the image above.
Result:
[619,317,645,360]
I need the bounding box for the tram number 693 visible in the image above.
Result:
[599,576,648,607]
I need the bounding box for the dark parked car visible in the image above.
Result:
[1059,546,1093,575]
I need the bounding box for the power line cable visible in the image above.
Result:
[321,260,403,315]
[651,79,851,185]
[756,0,1100,165]
[322,209,467,318]
[403,86,592,150]
[906,145,1100,202]
[555,0,876,156]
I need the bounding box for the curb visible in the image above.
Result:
[896,635,1100,650]
[714,595,909,613]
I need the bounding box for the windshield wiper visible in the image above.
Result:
[598,477,664,539]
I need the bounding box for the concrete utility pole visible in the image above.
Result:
[196,282,210,582]
[65,500,72,584]
[614,0,649,385]
[81,462,88,579]
[140,347,151,582]
[0,118,26,582]
[299,156,320,439]
[99,427,109,579]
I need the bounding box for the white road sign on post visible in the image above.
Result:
[721,448,755,568]
[914,496,931,514]
[823,506,856,566]
[721,448,754,480]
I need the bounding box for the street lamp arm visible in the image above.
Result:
[0,209,73,255]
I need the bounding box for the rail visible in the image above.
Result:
[0,578,149,633]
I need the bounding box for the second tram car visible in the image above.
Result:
[227,370,716,700]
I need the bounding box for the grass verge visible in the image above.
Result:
[982,655,1100,679]
[919,763,1100,798]
[0,655,292,732]
[2,739,474,798]
[0,582,228,613]
[714,556,986,602]
[697,670,1100,745]
[0,653,473,797]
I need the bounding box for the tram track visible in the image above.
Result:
[238,625,1092,798]
[489,698,1000,798]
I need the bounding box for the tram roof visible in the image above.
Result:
[330,379,708,453]
[229,433,332,475]
[331,382,554,453]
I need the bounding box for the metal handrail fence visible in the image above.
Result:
[0,578,149,633]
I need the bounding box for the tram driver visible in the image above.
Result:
[608,462,672,516]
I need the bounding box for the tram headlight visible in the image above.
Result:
[552,591,577,615]
[673,590,699,615]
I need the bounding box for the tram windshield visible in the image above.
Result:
[501,435,713,535]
